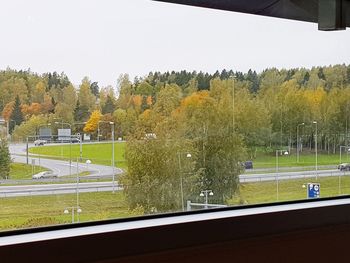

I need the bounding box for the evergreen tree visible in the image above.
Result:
[102,95,116,114]
[74,100,90,122]
[318,67,326,80]
[9,96,24,133]
[0,139,11,179]
[90,82,100,97]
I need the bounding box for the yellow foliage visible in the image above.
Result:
[180,91,210,108]
[2,101,14,121]
[84,110,102,133]
[132,95,142,108]
[146,96,153,106]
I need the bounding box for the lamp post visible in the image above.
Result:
[73,122,86,161]
[98,120,112,141]
[339,145,350,164]
[110,121,115,193]
[276,149,289,201]
[230,75,235,131]
[177,152,192,211]
[200,190,213,209]
[297,123,304,163]
[55,121,72,176]
[312,121,318,180]
[64,207,82,223]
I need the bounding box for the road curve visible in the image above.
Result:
[9,143,123,178]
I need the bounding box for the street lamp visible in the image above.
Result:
[339,146,350,164]
[64,207,82,223]
[55,121,72,176]
[230,75,235,131]
[296,123,304,163]
[200,190,214,209]
[98,120,112,141]
[276,149,289,201]
[313,121,318,180]
[73,122,87,161]
[110,121,116,193]
[178,152,192,211]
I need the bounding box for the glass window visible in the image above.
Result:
[0,0,349,232]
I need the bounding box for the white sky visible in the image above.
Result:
[0,0,349,87]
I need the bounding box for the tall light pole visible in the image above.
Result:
[313,121,318,180]
[73,122,86,161]
[110,121,115,193]
[297,123,304,163]
[276,149,289,201]
[178,152,192,211]
[230,75,235,131]
[98,120,112,142]
[55,121,72,176]
[200,190,213,209]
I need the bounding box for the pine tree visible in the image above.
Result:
[9,95,24,133]
[0,139,11,179]
[102,95,116,114]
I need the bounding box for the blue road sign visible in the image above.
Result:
[307,183,320,198]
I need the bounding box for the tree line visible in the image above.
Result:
[1,64,350,210]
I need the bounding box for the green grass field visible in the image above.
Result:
[0,191,141,232]
[252,151,341,168]
[29,142,126,168]
[1,174,349,232]
[230,175,350,205]
[9,163,47,180]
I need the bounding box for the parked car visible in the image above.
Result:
[34,139,47,146]
[338,163,350,171]
[32,171,58,179]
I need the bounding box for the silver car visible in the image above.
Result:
[34,139,47,146]
[32,171,58,179]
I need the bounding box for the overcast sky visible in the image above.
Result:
[0,0,349,87]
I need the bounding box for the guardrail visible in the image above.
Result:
[0,183,122,198]
[240,171,349,183]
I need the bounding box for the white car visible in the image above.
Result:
[32,171,58,179]
[34,139,47,146]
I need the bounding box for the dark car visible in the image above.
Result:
[71,137,80,143]
[338,163,350,171]
[244,161,253,169]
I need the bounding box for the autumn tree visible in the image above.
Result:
[78,77,96,112]
[84,110,101,134]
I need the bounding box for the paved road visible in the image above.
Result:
[240,169,346,183]
[9,143,123,178]
[0,182,121,197]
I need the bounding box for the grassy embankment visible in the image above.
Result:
[29,142,127,168]
[0,191,141,231]
[9,163,47,180]
[1,174,349,231]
